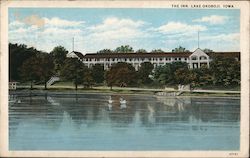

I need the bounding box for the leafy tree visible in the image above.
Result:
[137,62,154,85]
[9,43,39,81]
[35,53,54,89]
[151,49,164,53]
[91,64,105,84]
[97,49,113,54]
[19,53,54,89]
[19,56,40,89]
[114,45,134,53]
[210,57,240,86]
[203,48,214,53]
[50,46,68,75]
[172,46,190,52]
[61,58,87,90]
[83,68,94,88]
[153,62,189,85]
[105,62,137,89]
[136,49,147,53]
[174,68,191,85]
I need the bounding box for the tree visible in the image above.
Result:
[210,57,240,86]
[114,45,134,53]
[203,48,214,53]
[50,46,68,75]
[172,46,190,52]
[61,58,87,90]
[97,49,113,54]
[83,68,94,88]
[105,62,137,89]
[9,43,39,81]
[151,49,164,53]
[174,68,191,85]
[35,53,54,90]
[19,56,40,89]
[19,53,54,90]
[153,62,189,85]
[137,62,154,85]
[91,64,105,84]
[136,49,147,53]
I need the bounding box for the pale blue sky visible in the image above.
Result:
[9,8,240,53]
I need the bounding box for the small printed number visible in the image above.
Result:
[229,153,238,156]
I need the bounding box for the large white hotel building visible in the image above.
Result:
[67,48,240,70]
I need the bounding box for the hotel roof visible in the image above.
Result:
[82,52,240,59]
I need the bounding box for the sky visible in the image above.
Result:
[9,8,240,53]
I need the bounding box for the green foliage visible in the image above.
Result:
[91,64,105,84]
[172,46,190,52]
[97,49,113,54]
[61,58,87,90]
[105,62,137,89]
[136,49,147,53]
[50,46,68,75]
[210,57,240,87]
[19,53,54,89]
[9,43,40,81]
[203,48,214,53]
[137,62,154,85]
[19,56,40,89]
[114,45,134,53]
[153,57,240,88]
[151,49,164,53]
[153,62,190,85]
[83,68,94,88]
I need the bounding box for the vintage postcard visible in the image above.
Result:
[0,0,249,157]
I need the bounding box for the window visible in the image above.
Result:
[200,56,207,60]
[179,58,181,60]
[191,56,197,60]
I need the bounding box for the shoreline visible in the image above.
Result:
[9,88,241,98]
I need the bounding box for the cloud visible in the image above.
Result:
[202,33,239,42]
[193,15,229,25]
[156,22,206,35]
[90,17,145,31]
[9,17,86,52]
[8,15,239,53]
[88,17,147,39]
[9,20,25,28]
[84,17,149,51]
[43,17,85,27]
[199,33,240,51]
[23,15,45,27]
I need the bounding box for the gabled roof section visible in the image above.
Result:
[72,51,84,59]
[190,48,209,57]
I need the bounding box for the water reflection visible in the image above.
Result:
[9,93,240,150]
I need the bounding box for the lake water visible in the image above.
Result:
[9,93,240,150]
